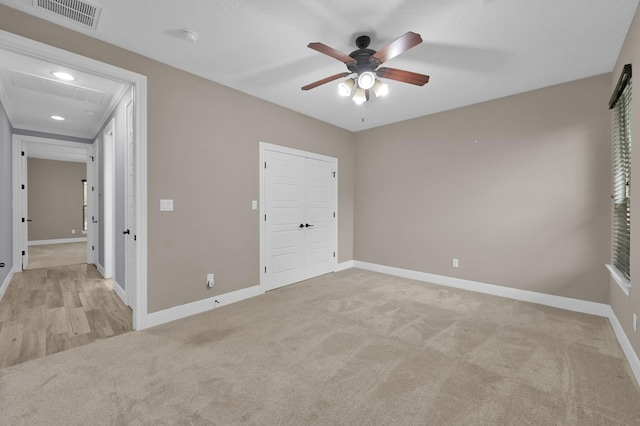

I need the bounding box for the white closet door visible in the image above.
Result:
[264,150,306,291]
[263,147,336,291]
[303,157,335,279]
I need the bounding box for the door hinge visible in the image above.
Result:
[264,214,267,221]
[21,151,25,156]
[21,184,25,189]
[333,252,336,258]
[332,171,336,178]
[333,212,336,218]
[21,217,25,223]
[264,266,267,273]
[90,156,95,162]
[92,245,95,251]
[264,162,267,169]
[22,250,25,255]
[134,235,137,241]
[92,186,95,191]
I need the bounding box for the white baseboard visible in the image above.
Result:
[29,237,87,246]
[0,266,14,303]
[353,261,610,318]
[335,260,354,272]
[112,279,127,306]
[607,306,640,386]
[146,285,264,329]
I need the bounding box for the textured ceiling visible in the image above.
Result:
[0,0,638,133]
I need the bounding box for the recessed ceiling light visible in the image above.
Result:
[52,71,74,81]
[85,110,96,116]
[50,115,65,121]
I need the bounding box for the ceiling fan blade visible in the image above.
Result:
[370,32,423,65]
[301,72,351,91]
[376,67,430,86]
[308,42,357,65]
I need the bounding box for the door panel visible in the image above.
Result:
[21,151,28,269]
[264,151,305,290]
[303,158,334,279]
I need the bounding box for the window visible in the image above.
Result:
[609,64,632,291]
[82,179,88,232]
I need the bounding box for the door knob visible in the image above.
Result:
[305,223,314,228]
[123,229,130,235]
[298,224,304,228]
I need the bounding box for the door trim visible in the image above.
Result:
[2,29,149,330]
[12,135,93,271]
[259,142,338,292]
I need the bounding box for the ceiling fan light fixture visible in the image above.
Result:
[373,80,389,97]
[338,78,355,97]
[357,71,376,90]
[352,88,367,105]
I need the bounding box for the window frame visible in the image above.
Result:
[608,64,632,295]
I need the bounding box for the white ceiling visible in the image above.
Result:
[0,0,637,133]
[0,47,129,139]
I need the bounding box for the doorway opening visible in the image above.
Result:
[3,29,149,330]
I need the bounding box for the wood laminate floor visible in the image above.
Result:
[0,263,132,368]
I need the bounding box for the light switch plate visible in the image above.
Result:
[160,199,174,211]
[252,200,258,210]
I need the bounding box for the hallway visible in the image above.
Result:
[0,263,132,368]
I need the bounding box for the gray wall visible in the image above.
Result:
[27,158,86,241]
[0,99,12,285]
[95,87,132,291]
[354,74,612,304]
[610,4,640,359]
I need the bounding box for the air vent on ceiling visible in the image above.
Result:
[32,0,102,29]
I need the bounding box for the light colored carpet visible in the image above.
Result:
[1,268,639,425]
[25,242,87,270]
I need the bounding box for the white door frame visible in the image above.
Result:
[87,140,98,265]
[101,119,115,280]
[12,135,92,271]
[259,142,338,292]
[124,98,136,307]
[2,29,149,330]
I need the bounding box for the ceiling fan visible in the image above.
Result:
[301,31,430,105]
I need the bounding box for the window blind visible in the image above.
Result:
[611,68,632,281]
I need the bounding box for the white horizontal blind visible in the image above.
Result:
[612,79,632,280]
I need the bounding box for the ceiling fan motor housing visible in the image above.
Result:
[348,37,378,75]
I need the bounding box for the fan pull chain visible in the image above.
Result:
[361,103,365,123]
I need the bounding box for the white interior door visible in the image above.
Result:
[262,145,337,291]
[124,99,136,307]
[21,149,28,269]
[303,158,335,279]
[87,142,97,264]
[263,150,305,290]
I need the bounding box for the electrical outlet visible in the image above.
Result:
[452,258,459,268]
[207,273,214,289]
[71,229,76,234]
[634,313,637,333]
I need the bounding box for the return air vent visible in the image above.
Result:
[32,0,102,29]
[10,70,110,105]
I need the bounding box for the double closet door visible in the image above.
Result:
[262,145,337,292]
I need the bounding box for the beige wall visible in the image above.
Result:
[610,5,640,358]
[354,74,612,304]
[27,158,86,241]
[0,5,355,313]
